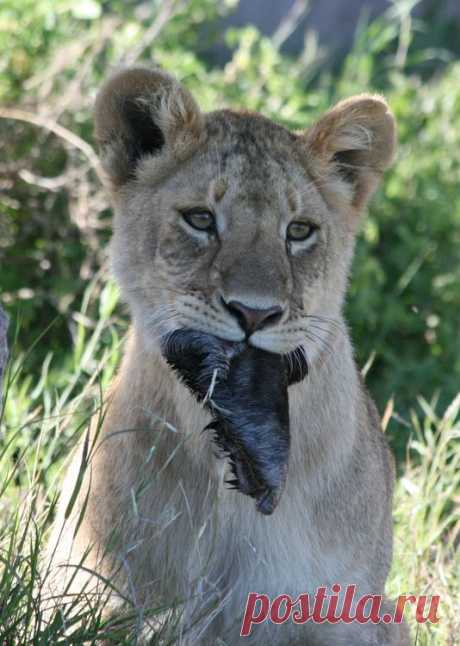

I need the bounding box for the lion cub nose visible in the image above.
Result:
[223,299,283,336]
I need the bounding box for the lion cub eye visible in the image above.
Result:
[181,208,216,233]
[286,221,318,242]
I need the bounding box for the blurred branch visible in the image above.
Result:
[395,9,412,68]
[272,0,311,50]
[121,0,190,66]
[24,17,120,103]
[0,108,104,184]
[52,18,121,120]
[24,40,91,94]
[18,167,90,192]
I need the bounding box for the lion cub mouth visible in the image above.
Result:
[162,330,307,514]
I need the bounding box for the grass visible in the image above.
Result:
[0,278,458,644]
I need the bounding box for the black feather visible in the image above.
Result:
[162,330,308,514]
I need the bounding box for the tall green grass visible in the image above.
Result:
[0,279,458,644]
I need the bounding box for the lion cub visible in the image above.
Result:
[47,67,410,645]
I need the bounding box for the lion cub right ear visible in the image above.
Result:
[94,67,205,186]
[304,94,396,214]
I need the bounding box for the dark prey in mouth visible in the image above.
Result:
[162,329,308,515]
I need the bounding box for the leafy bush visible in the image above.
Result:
[1,2,460,444]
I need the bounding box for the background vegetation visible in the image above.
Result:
[0,0,459,643]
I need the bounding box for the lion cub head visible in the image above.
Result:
[95,67,395,361]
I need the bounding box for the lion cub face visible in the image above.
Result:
[95,68,395,360]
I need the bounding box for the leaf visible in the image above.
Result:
[71,0,101,20]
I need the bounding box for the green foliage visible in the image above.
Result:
[388,395,460,643]
[0,281,183,642]
[1,3,459,444]
[350,66,460,438]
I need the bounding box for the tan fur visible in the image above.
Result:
[46,67,410,645]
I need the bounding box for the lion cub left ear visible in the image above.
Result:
[304,95,396,212]
[94,67,205,187]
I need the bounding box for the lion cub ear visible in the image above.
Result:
[94,67,204,186]
[304,95,396,212]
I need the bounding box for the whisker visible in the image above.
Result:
[293,346,306,377]
[285,349,294,376]
[305,330,335,359]
[306,322,340,344]
[306,314,345,333]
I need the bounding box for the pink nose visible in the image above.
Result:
[223,300,283,335]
